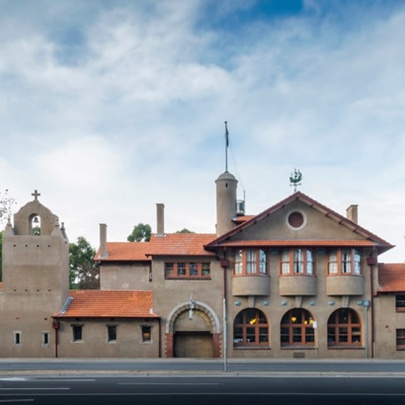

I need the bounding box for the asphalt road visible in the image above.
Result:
[0,375,405,405]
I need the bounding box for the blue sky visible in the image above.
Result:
[1,0,405,262]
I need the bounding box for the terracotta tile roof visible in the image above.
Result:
[218,240,377,248]
[54,290,158,318]
[95,242,151,261]
[206,191,394,254]
[97,233,217,261]
[378,263,405,293]
[147,233,216,256]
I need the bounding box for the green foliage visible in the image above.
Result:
[176,228,195,233]
[127,223,151,242]
[69,236,99,290]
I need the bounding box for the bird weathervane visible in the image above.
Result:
[290,169,303,192]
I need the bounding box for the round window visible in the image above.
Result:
[288,212,305,228]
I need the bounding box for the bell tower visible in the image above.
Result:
[0,191,69,357]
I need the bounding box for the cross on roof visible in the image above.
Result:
[32,189,41,201]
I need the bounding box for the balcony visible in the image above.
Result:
[326,275,364,296]
[279,275,317,296]
[232,275,270,297]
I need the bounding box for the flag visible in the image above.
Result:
[225,121,229,147]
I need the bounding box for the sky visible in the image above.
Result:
[1,0,405,262]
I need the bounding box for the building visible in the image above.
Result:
[1,171,405,359]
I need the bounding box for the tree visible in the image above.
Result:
[127,223,151,242]
[0,189,16,227]
[176,228,195,234]
[69,236,99,289]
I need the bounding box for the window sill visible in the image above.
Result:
[234,346,270,350]
[165,277,212,280]
[327,346,364,350]
[281,345,315,350]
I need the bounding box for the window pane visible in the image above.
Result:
[246,250,256,274]
[341,250,351,273]
[234,250,243,274]
[142,326,151,342]
[338,310,349,324]
[165,263,174,278]
[305,328,315,342]
[202,263,210,276]
[177,263,186,276]
[396,295,405,309]
[306,250,314,274]
[108,325,117,342]
[190,263,198,276]
[259,250,267,274]
[329,250,338,274]
[73,325,82,341]
[354,250,361,274]
[281,263,290,274]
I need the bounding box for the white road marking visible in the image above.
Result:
[118,382,221,385]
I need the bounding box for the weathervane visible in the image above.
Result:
[290,169,303,192]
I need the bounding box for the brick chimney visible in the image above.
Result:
[156,203,165,236]
[346,204,358,224]
[99,223,108,258]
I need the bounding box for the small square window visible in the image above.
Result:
[396,295,405,312]
[14,332,21,345]
[107,325,117,342]
[397,329,405,350]
[72,325,83,342]
[142,326,152,342]
[42,332,49,346]
[165,263,174,278]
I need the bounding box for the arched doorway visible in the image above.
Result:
[165,301,221,358]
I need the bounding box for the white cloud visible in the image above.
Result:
[1,0,405,262]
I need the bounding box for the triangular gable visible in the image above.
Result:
[206,191,393,254]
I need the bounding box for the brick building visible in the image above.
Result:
[1,171,405,359]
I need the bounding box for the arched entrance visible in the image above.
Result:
[165,301,221,358]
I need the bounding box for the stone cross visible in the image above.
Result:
[32,190,41,201]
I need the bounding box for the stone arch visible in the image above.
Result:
[165,301,221,334]
[29,213,41,235]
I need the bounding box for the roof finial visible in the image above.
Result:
[32,189,41,201]
[224,121,229,172]
[290,169,303,192]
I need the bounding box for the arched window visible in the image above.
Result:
[327,308,362,347]
[280,308,315,347]
[233,308,269,348]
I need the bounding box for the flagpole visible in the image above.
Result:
[224,121,229,172]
